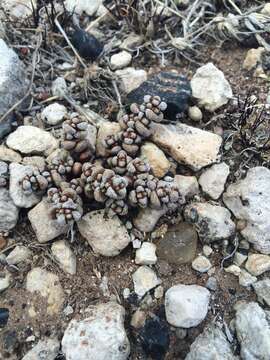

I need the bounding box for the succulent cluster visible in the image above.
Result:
[19,95,185,228]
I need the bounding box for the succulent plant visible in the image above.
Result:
[62,113,94,162]
[21,168,52,195]
[47,186,83,225]
[20,94,184,229]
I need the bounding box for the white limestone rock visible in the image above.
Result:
[6,246,32,265]
[173,175,199,199]
[41,103,67,125]
[185,324,237,360]
[245,253,270,276]
[132,266,161,297]
[133,207,167,233]
[51,240,76,275]
[2,0,36,19]
[135,242,157,265]
[22,338,60,360]
[115,67,147,94]
[165,284,210,328]
[7,126,58,156]
[77,210,130,256]
[223,167,270,254]
[62,302,130,360]
[28,199,69,243]
[199,162,230,199]
[0,188,19,232]
[110,51,132,70]
[234,302,270,360]
[9,163,41,208]
[184,202,235,243]
[152,122,222,171]
[0,39,29,135]
[191,63,233,112]
[65,0,102,16]
[192,255,212,273]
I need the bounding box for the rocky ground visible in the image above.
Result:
[1,0,270,359]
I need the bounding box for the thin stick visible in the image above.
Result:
[54,14,87,69]
[0,33,42,124]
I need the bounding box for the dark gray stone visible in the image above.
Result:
[127,72,191,119]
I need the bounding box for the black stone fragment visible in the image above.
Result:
[71,27,103,61]
[139,316,170,360]
[0,308,9,327]
[0,117,13,140]
[127,72,191,120]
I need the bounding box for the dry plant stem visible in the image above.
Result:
[86,4,117,32]
[54,14,87,69]
[0,32,42,124]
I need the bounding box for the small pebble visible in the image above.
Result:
[132,239,141,249]
[206,276,218,291]
[0,308,9,327]
[192,255,212,273]
[188,106,203,122]
[233,251,247,267]
[202,245,213,257]
[131,310,146,329]
[154,285,164,299]
[175,328,187,340]
[123,288,130,299]
[225,264,241,277]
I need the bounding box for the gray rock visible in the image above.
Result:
[253,279,270,306]
[22,337,60,360]
[0,188,19,232]
[6,246,32,265]
[234,301,270,359]
[152,123,222,171]
[41,103,67,125]
[239,270,257,288]
[26,267,65,316]
[191,63,233,112]
[62,302,130,360]
[185,324,237,360]
[132,266,161,297]
[9,163,41,208]
[51,240,76,275]
[165,284,210,328]
[192,255,212,273]
[184,202,235,243]
[206,277,218,291]
[133,207,167,233]
[7,126,58,156]
[223,167,270,254]
[22,156,46,169]
[156,222,198,265]
[28,199,69,243]
[0,39,29,138]
[77,210,130,256]
[199,163,230,200]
